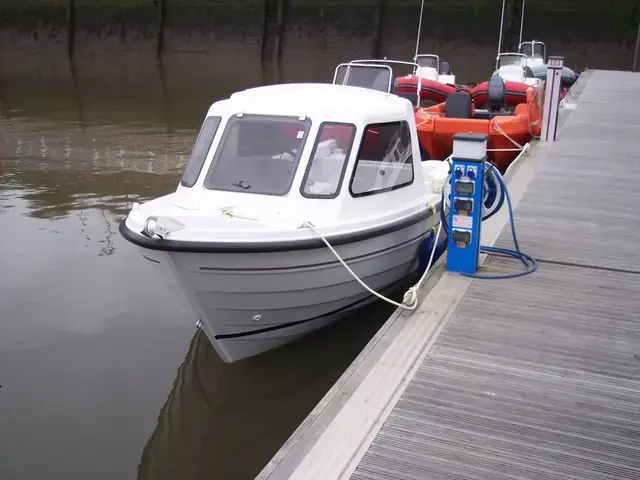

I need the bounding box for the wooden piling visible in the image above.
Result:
[260,0,269,62]
[634,15,640,71]
[66,0,76,57]
[371,0,384,58]
[157,0,167,58]
[68,57,85,128]
[273,0,286,63]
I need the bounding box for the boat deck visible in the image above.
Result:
[257,69,640,480]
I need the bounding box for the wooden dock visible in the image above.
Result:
[257,69,640,480]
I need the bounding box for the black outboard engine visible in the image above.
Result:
[486,75,506,112]
[439,61,452,76]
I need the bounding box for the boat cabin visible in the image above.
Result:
[176,83,433,218]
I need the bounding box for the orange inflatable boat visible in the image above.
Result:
[415,75,542,172]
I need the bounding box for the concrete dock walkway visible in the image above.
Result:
[257,69,640,480]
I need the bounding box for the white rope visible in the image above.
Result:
[491,119,525,150]
[413,0,426,60]
[301,215,442,312]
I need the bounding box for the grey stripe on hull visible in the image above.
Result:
[197,259,417,335]
[202,282,399,363]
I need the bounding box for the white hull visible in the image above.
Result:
[136,214,441,363]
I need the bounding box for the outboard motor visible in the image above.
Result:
[439,61,452,76]
[486,75,506,112]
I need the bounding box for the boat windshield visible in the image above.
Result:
[415,55,438,70]
[334,64,392,93]
[203,114,311,196]
[519,42,545,59]
[498,54,526,68]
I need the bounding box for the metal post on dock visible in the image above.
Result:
[541,56,564,142]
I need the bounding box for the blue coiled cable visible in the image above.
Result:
[440,161,537,280]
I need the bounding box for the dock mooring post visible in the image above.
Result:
[446,133,488,276]
[541,55,564,142]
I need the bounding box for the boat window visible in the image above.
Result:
[416,55,438,70]
[334,64,392,93]
[203,114,311,196]
[300,122,356,199]
[498,54,525,68]
[180,116,221,188]
[349,121,414,197]
[520,42,545,59]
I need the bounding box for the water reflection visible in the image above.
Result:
[136,299,397,480]
[1,118,190,218]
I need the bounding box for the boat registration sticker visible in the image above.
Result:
[452,215,473,229]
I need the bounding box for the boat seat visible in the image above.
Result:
[439,61,452,75]
[487,75,507,112]
[444,91,472,119]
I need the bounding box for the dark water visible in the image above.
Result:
[0,51,408,480]
[0,32,624,479]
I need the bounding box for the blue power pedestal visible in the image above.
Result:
[446,133,488,275]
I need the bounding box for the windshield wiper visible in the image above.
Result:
[232,180,251,190]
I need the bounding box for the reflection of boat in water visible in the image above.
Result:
[136,302,398,480]
[119,82,448,364]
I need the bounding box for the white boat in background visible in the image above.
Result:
[414,53,456,86]
[518,39,547,68]
[119,75,449,363]
[494,52,541,86]
[518,39,579,89]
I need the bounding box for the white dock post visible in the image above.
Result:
[541,55,564,142]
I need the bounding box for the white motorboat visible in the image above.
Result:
[518,39,547,68]
[414,53,456,86]
[119,79,449,363]
[518,39,579,89]
[493,52,541,87]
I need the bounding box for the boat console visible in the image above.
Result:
[441,75,515,121]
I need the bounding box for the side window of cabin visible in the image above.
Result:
[180,116,222,188]
[349,121,414,197]
[301,122,356,199]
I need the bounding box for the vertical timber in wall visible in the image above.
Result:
[66,0,76,57]
[371,0,385,58]
[157,0,167,58]
[260,0,269,62]
[274,0,287,63]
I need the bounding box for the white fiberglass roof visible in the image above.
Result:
[206,83,414,125]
